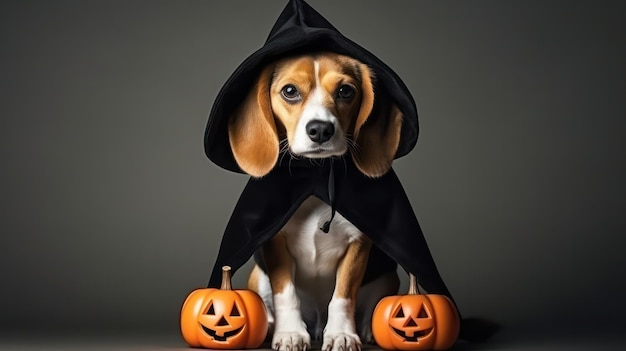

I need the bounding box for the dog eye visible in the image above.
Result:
[336,85,355,100]
[281,84,302,102]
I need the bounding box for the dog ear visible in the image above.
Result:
[228,65,278,177]
[352,64,403,178]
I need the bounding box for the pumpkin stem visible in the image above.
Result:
[220,265,233,290]
[408,273,420,295]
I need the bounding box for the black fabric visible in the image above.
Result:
[207,157,449,298]
[204,0,418,173]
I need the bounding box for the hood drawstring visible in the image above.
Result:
[320,160,336,233]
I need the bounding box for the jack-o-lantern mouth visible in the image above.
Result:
[391,326,433,342]
[201,325,244,342]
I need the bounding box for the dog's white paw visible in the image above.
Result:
[272,331,311,351]
[322,332,362,351]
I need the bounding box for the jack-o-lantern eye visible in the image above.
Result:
[206,302,216,315]
[394,306,405,318]
[417,307,428,319]
[230,304,240,317]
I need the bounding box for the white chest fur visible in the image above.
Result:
[281,196,364,279]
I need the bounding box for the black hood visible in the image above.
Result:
[204,0,419,173]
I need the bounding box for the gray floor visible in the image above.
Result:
[1,330,625,351]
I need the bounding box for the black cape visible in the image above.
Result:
[206,157,451,299]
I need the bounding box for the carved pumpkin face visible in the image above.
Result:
[198,296,247,342]
[372,274,460,350]
[387,299,434,343]
[180,266,268,349]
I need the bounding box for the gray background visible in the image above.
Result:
[1,0,625,343]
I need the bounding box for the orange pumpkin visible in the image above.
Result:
[372,273,460,350]
[180,266,268,349]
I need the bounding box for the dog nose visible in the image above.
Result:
[306,120,335,143]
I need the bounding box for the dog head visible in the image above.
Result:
[228,52,403,178]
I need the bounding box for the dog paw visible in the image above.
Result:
[272,331,311,351]
[322,332,362,351]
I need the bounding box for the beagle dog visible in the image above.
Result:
[228,52,403,351]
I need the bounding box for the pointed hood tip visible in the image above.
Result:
[267,0,339,43]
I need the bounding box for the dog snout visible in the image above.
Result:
[306,120,335,143]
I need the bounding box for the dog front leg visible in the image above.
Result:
[323,236,371,351]
[264,232,311,351]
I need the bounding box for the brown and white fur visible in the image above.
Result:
[228,53,403,351]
